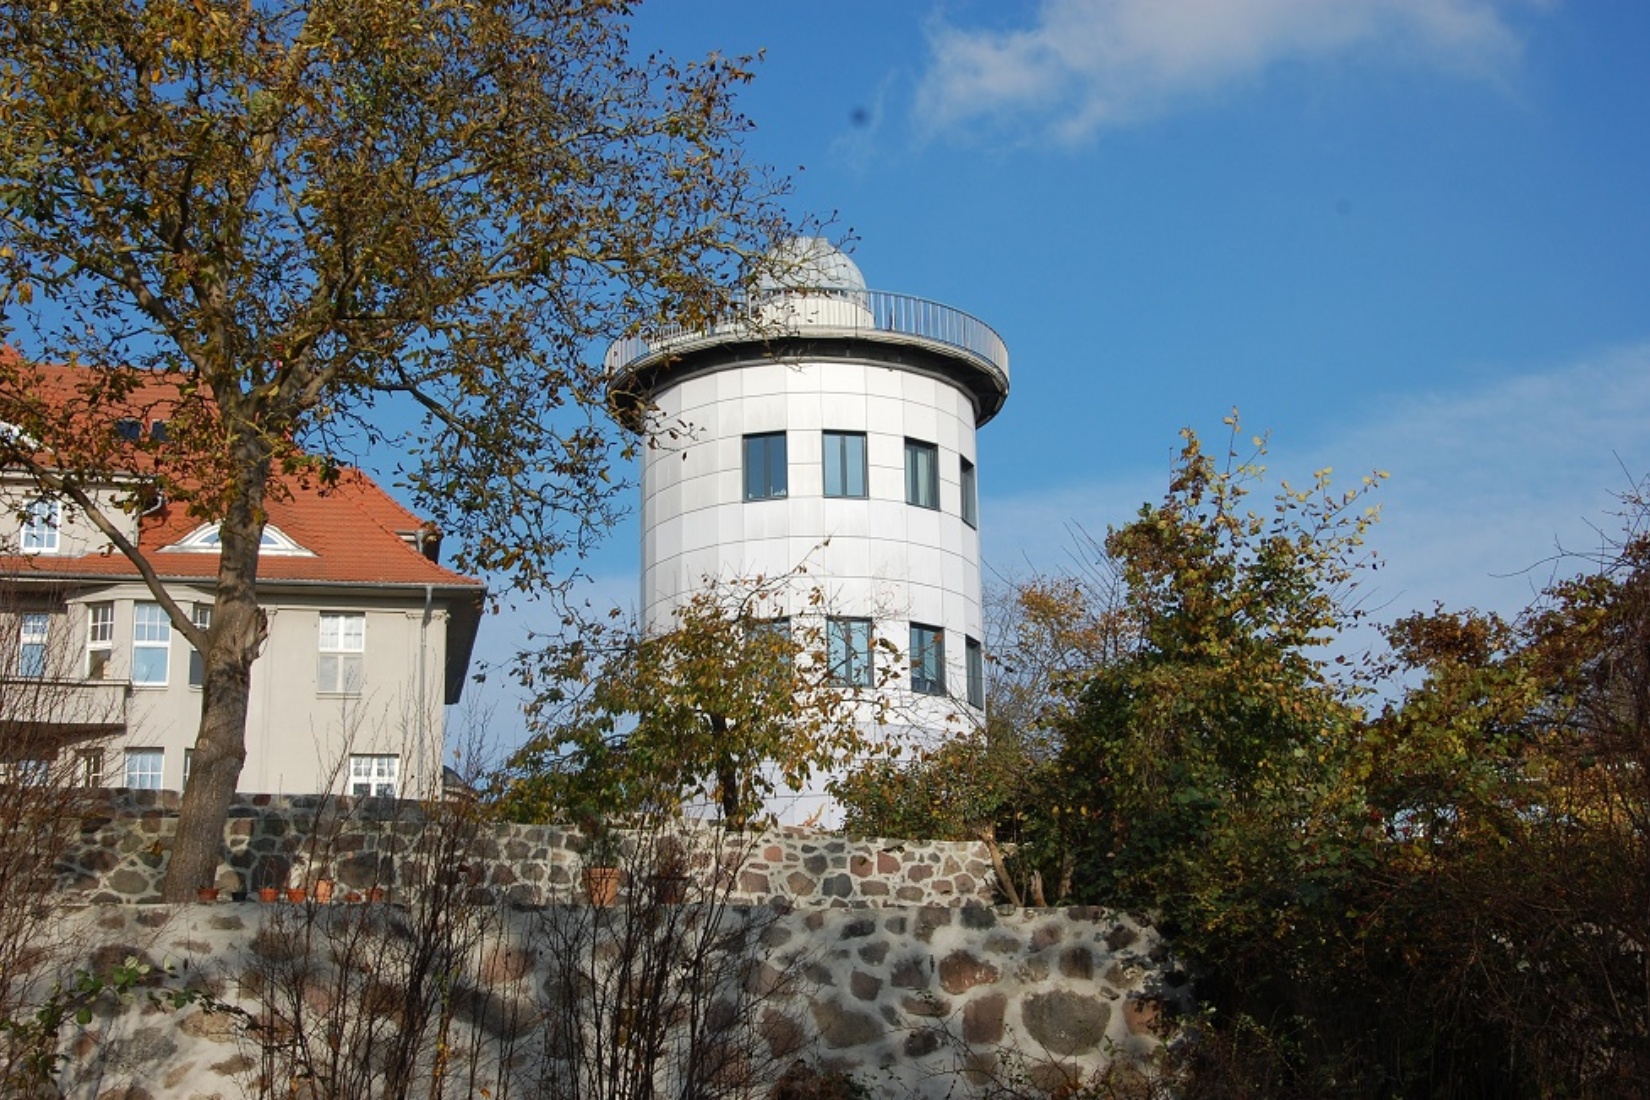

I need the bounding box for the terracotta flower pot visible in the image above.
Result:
[286,887,307,903]
[583,866,622,907]
[196,887,220,903]
[258,887,279,903]
[366,886,387,903]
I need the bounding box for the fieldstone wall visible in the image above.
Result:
[43,900,1185,1099]
[56,790,999,907]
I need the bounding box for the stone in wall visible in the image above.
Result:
[38,900,1187,1099]
[56,791,999,908]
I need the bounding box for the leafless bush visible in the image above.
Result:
[0,588,116,1075]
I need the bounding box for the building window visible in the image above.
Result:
[86,602,114,679]
[743,432,788,501]
[966,636,985,709]
[905,439,939,510]
[114,419,143,442]
[20,498,59,553]
[132,602,170,685]
[827,617,874,688]
[961,457,978,529]
[124,748,163,790]
[349,754,399,798]
[17,612,48,677]
[76,748,103,788]
[187,603,211,688]
[318,612,365,694]
[910,623,945,696]
[823,431,868,499]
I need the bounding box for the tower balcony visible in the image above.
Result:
[606,287,1011,426]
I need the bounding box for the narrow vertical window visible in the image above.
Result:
[905,439,939,510]
[827,617,874,687]
[318,612,366,694]
[823,431,868,499]
[20,498,59,553]
[910,623,945,696]
[960,457,978,529]
[183,748,193,786]
[187,602,212,688]
[124,748,163,790]
[86,602,113,679]
[132,602,170,685]
[349,754,399,798]
[17,612,48,677]
[76,748,103,788]
[966,636,985,709]
[743,432,788,501]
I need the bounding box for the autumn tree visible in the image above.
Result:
[499,572,890,830]
[0,0,792,898]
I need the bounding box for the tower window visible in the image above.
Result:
[961,457,978,528]
[828,617,874,687]
[743,432,788,501]
[966,636,985,709]
[823,431,868,499]
[905,439,939,510]
[910,623,945,696]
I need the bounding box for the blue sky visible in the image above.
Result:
[463,0,1650,738]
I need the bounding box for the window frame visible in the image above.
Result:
[187,602,212,688]
[317,611,366,696]
[822,430,868,499]
[20,498,59,553]
[17,612,48,678]
[742,432,788,502]
[86,602,114,680]
[349,753,400,798]
[965,635,985,710]
[960,456,978,528]
[905,439,939,510]
[76,747,103,788]
[124,747,163,790]
[827,617,875,688]
[131,602,170,686]
[910,622,946,696]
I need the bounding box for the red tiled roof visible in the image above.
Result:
[2,468,480,588]
[0,353,481,590]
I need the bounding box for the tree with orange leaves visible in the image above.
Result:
[0,0,792,898]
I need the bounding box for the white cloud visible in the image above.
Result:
[915,0,1526,143]
[983,343,1650,631]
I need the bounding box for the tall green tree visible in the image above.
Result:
[501,573,890,830]
[0,0,791,898]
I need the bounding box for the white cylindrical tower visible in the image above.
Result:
[607,238,1010,822]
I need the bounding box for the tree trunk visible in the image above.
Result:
[161,450,271,900]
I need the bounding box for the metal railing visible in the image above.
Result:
[605,288,1010,386]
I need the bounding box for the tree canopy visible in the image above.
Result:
[0,0,792,897]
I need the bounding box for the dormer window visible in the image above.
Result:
[149,420,168,442]
[114,419,142,442]
[163,522,312,556]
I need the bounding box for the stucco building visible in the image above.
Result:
[607,238,1010,821]
[0,362,484,798]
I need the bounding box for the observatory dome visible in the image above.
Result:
[755,236,867,293]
